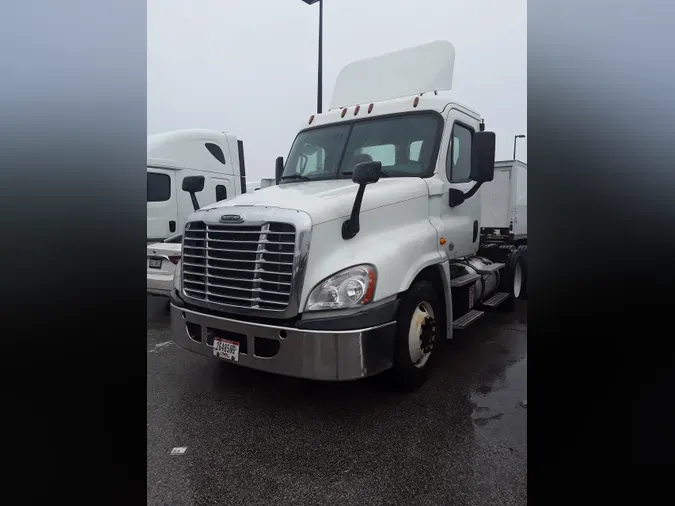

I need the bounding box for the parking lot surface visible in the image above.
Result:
[147,296,527,506]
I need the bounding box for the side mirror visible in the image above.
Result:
[352,160,382,185]
[275,156,284,184]
[182,176,205,193]
[342,161,382,240]
[470,131,496,183]
[182,175,205,211]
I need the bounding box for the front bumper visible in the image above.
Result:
[170,301,397,381]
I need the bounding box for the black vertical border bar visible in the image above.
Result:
[0,1,147,501]
[529,0,675,501]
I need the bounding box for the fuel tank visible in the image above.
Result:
[452,256,501,306]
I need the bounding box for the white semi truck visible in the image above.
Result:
[169,41,527,389]
[147,129,248,243]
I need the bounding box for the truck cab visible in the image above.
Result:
[169,41,527,389]
[147,129,247,243]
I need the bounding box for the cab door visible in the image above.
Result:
[208,177,235,204]
[147,168,178,242]
[437,109,482,259]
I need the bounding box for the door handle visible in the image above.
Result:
[169,221,176,233]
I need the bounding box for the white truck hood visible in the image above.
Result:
[201,178,430,225]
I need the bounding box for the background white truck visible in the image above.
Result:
[147,129,248,243]
[169,41,527,389]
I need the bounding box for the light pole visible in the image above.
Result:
[513,134,526,160]
[300,0,323,114]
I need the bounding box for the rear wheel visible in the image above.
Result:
[494,248,524,311]
[391,280,441,390]
[480,243,527,305]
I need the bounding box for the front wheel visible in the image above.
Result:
[391,280,442,390]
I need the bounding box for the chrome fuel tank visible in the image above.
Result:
[452,256,501,305]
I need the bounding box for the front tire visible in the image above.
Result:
[391,280,441,390]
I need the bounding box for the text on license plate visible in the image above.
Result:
[213,338,239,362]
[149,258,162,269]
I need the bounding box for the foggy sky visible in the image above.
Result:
[148,0,527,180]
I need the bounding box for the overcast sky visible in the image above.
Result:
[148,0,526,181]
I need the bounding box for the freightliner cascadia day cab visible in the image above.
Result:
[147,129,248,243]
[169,41,528,389]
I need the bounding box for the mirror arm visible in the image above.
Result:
[448,182,483,208]
[189,192,200,211]
[463,181,483,200]
[342,184,367,240]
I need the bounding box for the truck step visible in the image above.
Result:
[474,262,505,274]
[452,309,485,330]
[450,273,480,288]
[481,292,511,308]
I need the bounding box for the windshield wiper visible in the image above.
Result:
[280,174,310,182]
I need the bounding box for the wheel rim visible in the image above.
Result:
[408,301,436,368]
[513,261,523,298]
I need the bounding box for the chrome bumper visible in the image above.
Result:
[170,304,396,381]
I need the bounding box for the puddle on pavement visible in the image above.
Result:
[470,356,527,427]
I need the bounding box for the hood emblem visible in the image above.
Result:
[220,214,244,224]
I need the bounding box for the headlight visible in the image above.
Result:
[173,259,182,291]
[305,264,377,312]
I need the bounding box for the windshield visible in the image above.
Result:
[282,112,443,182]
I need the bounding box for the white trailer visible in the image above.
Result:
[168,41,527,390]
[480,160,527,241]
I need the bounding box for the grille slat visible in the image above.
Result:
[203,272,292,286]
[185,229,294,236]
[206,257,294,267]
[202,246,294,255]
[189,290,289,306]
[182,220,296,311]
[205,238,293,246]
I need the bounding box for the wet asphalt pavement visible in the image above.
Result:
[147,296,527,506]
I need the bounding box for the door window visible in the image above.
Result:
[215,184,227,202]
[147,172,171,202]
[446,123,473,183]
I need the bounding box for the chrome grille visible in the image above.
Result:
[181,220,296,311]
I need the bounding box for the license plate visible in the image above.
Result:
[213,338,240,362]
[149,258,162,269]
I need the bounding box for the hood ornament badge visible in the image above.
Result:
[220,214,244,224]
